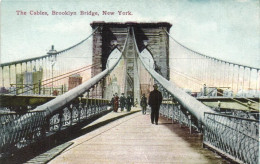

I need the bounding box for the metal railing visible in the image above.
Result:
[0,99,109,157]
[203,113,259,164]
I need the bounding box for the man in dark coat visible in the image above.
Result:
[126,95,132,112]
[148,84,162,125]
[119,93,126,111]
[131,95,134,107]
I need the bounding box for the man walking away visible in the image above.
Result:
[148,84,162,125]
[126,95,132,112]
[120,93,126,111]
[140,94,147,115]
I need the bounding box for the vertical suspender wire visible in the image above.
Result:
[9,65,11,88]
[207,57,210,86]
[197,55,200,91]
[215,60,218,87]
[237,66,240,93]
[25,62,27,94]
[198,56,201,91]
[20,63,23,93]
[42,58,45,83]
[45,58,48,94]
[223,62,226,87]
[197,56,200,91]
[232,64,234,92]
[222,62,224,87]
[219,61,222,87]
[190,53,193,90]
[204,56,207,87]
[210,59,213,87]
[256,70,259,92]
[227,63,230,89]
[15,64,17,90]
[218,61,221,87]
[30,61,32,72]
[44,58,47,93]
[242,66,245,91]
[204,57,207,86]
[209,59,212,87]
[221,62,223,87]
[213,59,216,87]
[218,61,221,88]
[1,67,4,87]
[248,68,251,90]
[192,56,194,89]
[194,55,197,91]
[212,59,215,87]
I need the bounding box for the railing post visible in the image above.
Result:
[58,110,63,131]
[78,97,82,122]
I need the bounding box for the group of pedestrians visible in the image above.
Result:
[110,93,133,112]
[110,84,162,125]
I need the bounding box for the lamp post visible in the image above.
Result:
[47,45,57,95]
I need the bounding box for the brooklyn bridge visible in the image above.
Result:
[0,22,259,164]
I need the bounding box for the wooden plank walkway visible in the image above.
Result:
[48,107,228,164]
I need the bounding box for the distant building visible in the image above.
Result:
[68,74,82,90]
[16,68,43,94]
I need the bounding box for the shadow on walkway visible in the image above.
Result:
[0,110,141,164]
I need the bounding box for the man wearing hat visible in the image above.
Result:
[148,84,162,125]
[120,93,126,111]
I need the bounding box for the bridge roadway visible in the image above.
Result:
[37,107,228,164]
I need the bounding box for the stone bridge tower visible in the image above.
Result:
[91,22,172,98]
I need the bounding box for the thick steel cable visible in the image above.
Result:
[164,30,260,70]
[0,27,99,67]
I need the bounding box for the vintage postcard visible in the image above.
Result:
[0,0,259,163]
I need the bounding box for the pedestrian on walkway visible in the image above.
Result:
[126,95,132,112]
[140,94,147,115]
[120,93,126,111]
[131,95,134,107]
[148,84,162,125]
[114,93,119,112]
[134,98,138,107]
[110,94,115,111]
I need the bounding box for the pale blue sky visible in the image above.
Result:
[1,0,259,68]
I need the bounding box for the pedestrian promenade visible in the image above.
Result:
[49,107,228,164]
